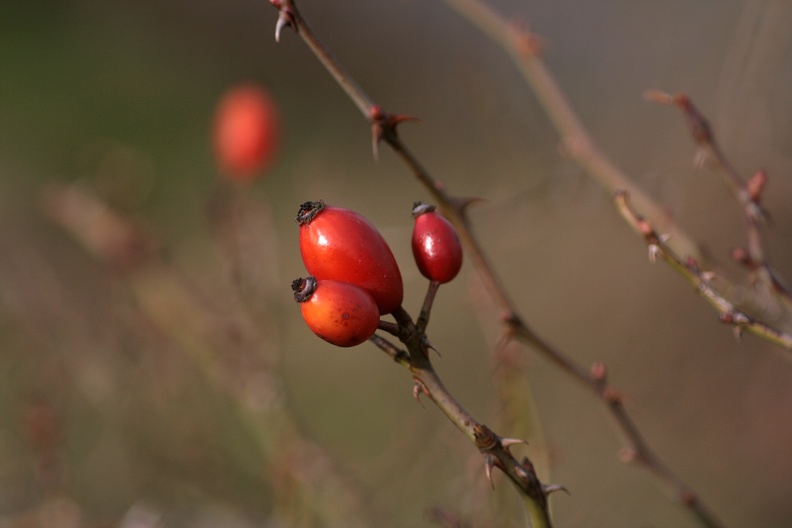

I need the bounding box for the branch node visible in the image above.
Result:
[720,311,751,342]
[673,93,713,146]
[680,490,699,507]
[369,105,418,160]
[684,256,701,273]
[619,447,638,464]
[731,247,755,270]
[510,25,544,57]
[473,423,498,451]
[602,387,623,405]
[720,311,751,327]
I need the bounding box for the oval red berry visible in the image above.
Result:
[297,201,404,315]
[213,84,279,182]
[411,203,463,284]
[292,277,379,347]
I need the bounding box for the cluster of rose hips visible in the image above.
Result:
[210,85,464,348]
[292,200,463,347]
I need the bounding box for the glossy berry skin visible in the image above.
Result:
[292,277,379,348]
[297,201,403,315]
[411,203,463,284]
[213,84,279,182]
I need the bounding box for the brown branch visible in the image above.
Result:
[267,1,727,527]
[646,91,792,312]
[615,190,792,354]
[438,0,704,263]
[371,307,555,527]
[440,0,792,352]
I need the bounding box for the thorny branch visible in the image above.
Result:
[645,90,792,314]
[269,1,729,527]
[370,308,555,528]
[615,190,792,353]
[440,0,792,351]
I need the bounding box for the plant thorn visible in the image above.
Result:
[643,89,674,105]
[483,454,497,489]
[273,4,297,42]
[543,483,570,496]
[648,243,662,263]
[747,170,767,203]
[500,437,528,454]
[693,148,711,169]
[421,336,440,357]
[746,202,769,225]
[412,379,428,406]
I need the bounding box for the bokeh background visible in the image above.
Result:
[2,1,792,526]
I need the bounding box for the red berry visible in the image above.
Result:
[411,202,463,284]
[292,277,379,347]
[213,84,279,182]
[297,201,403,315]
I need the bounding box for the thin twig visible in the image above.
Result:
[371,307,555,527]
[267,1,726,526]
[440,0,792,355]
[645,91,792,312]
[438,0,703,262]
[269,7,557,523]
[615,191,792,353]
[417,280,441,334]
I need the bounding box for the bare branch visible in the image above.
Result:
[647,91,792,312]
[615,191,792,354]
[267,1,732,526]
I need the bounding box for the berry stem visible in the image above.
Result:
[376,320,401,337]
[416,280,440,334]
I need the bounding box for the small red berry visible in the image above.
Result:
[411,202,463,284]
[213,83,279,182]
[292,277,379,348]
[297,201,404,315]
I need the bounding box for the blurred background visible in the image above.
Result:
[2,0,792,526]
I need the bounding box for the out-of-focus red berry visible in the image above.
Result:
[292,277,379,348]
[213,84,279,182]
[411,202,463,284]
